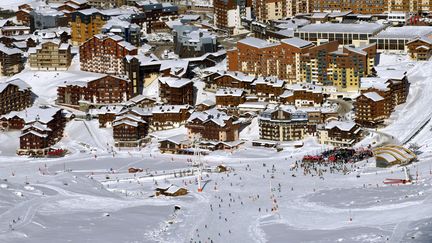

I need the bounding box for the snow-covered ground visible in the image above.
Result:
[1,54,432,242]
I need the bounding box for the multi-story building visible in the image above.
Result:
[318,120,362,148]
[0,44,24,76]
[254,0,311,22]
[361,70,409,112]
[186,109,239,142]
[158,77,194,105]
[133,0,179,33]
[17,106,66,155]
[355,92,388,127]
[280,83,324,107]
[57,75,132,109]
[0,79,32,115]
[210,71,256,93]
[407,36,432,60]
[252,76,285,102]
[312,0,387,14]
[259,106,309,141]
[71,9,110,46]
[227,37,314,84]
[113,113,148,147]
[214,0,251,34]
[151,104,191,131]
[327,44,377,92]
[313,0,432,14]
[215,88,247,108]
[28,40,72,71]
[369,26,432,52]
[88,0,126,8]
[295,23,386,46]
[173,25,218,58]
[301,42,377,91]
[102,17,142,47]
[80,33,137,75]
[30,8,68,31]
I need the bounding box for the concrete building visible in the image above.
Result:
[259,106,309,141]
[0,44,24,76]
[173,25,218,58]
[295,23,386,46]
[30,8,68,31]
[318,120,362,148]
[71,8,110,46]
[28,40,72,71]
[214,0,251,34]
[102,16,142,46]
[80,33,137,75]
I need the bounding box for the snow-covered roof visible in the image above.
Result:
[374,26,432,39]
[216,88,245,97]
[238,102,268,109]
[287,83,323,93]
[0,78,30,93]
[360,77,390,91]
[188,108,232,127]
[159,134,189,145]
[23,121,52,132]
[159,59,189,77]
[216,71,255,83]
[297,23,385,34]
[281,37,313,48]
[0,43,23,55]
[253,77,284,88]
[2,106,61,124]
[158,77,192,88]
[363,92,384,102]
[152,105,190,114]
[376,69,406,80]
[325,120,357,131]
[238,37,279,49]
[89,105,125,115]
[20,130,48,138]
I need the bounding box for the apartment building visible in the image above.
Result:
[88,0,127,8]
[280,83,324,107]
[158,77,194,105]
[151,105,191,131]
[215,88,247,108]
[173,25,218,58]
[312,0,432,14]
[102,17,142,47]
[211,71,256,93]
[28,40,72,71]
[214,0,251,34]
[407,36,432,60]
[259,106,309,141]
[57,75,132,109]
[317,120,362,148]
[133,0,179,33]
[0,79,32,116]
[80,33,137,75]
[254,0,311,22]
[327,44,377,92]
[355,92,388,127]
[227,37,314,84]
[16,106,66,155]
[0,44,24,76]
[30,8,68,31]
[113,113,148,147]
[71,9,110,46]
[186,109,239,142]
